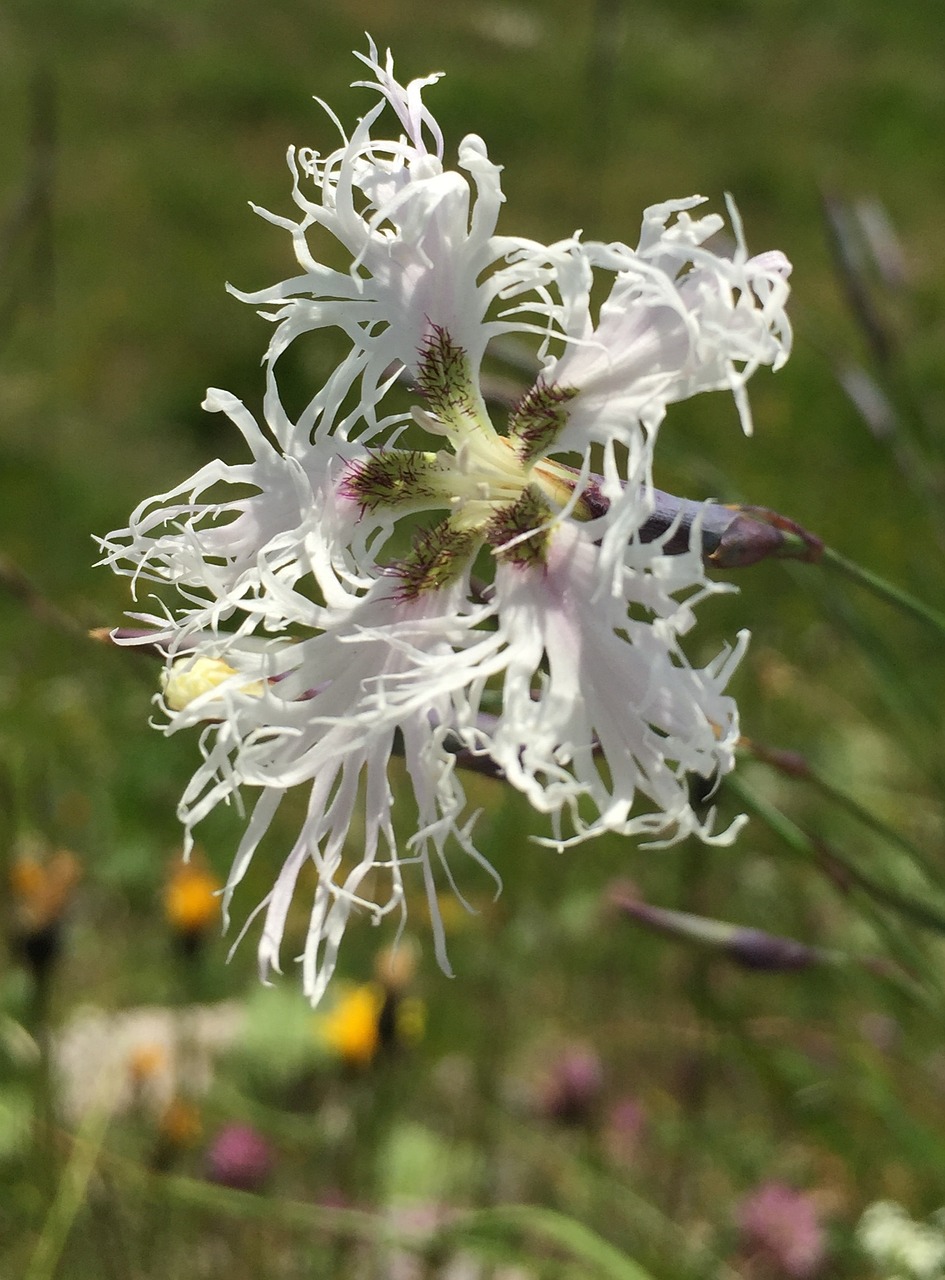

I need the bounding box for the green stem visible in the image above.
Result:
[821,545,945,637]
[108,1163,657,1280]
[29,969,57,1202]
[742,740,944,886]
[663,833,713,1221]
[26,1106,112,1280]
[727,774,945,1006]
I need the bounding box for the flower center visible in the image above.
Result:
[339,326,586,596]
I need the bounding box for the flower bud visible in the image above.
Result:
[162,657,263,713]
[205,1123,273,1192]
[539,1045,604,1126]
[9,847,82,983]
[737,1182,826,1278]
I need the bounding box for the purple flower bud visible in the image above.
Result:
[205,1123,274,1192]
[737,1181,826,1278]
[712,506,823,569]
[540,1046,604,1125]
[728,928,817,972]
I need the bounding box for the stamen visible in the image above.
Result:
[508,378,579,462]
[339,451,445,512]
[390,518,480,598]
[487,486,553,569]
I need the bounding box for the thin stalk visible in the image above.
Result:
[727,774,945,1006]
[505,1116,744,1280]
[781,557,945,800]
[663,832,713,1221]
[741,739,945,885]
[26,1106,112,1280]
[29,969,57,1202]
[730,774,945,937]
[0,553,90,640]
[821,545,945,637]
[105,1159,658,1280]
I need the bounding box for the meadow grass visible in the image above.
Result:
[2,1,945,1275]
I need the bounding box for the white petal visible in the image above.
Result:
[488,522,747,846]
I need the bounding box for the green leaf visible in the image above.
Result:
[436,1203,659,1280]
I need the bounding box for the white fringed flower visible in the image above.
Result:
[101,42,792,1003]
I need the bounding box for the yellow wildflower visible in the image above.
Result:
[318,984,384,1067]
[164,857,221,936]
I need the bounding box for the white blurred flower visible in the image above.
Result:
[100,41,791,1003]
[858,1201,945,1279]
[55,1003,245,1123]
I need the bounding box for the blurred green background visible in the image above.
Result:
[2,0,945,1276]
